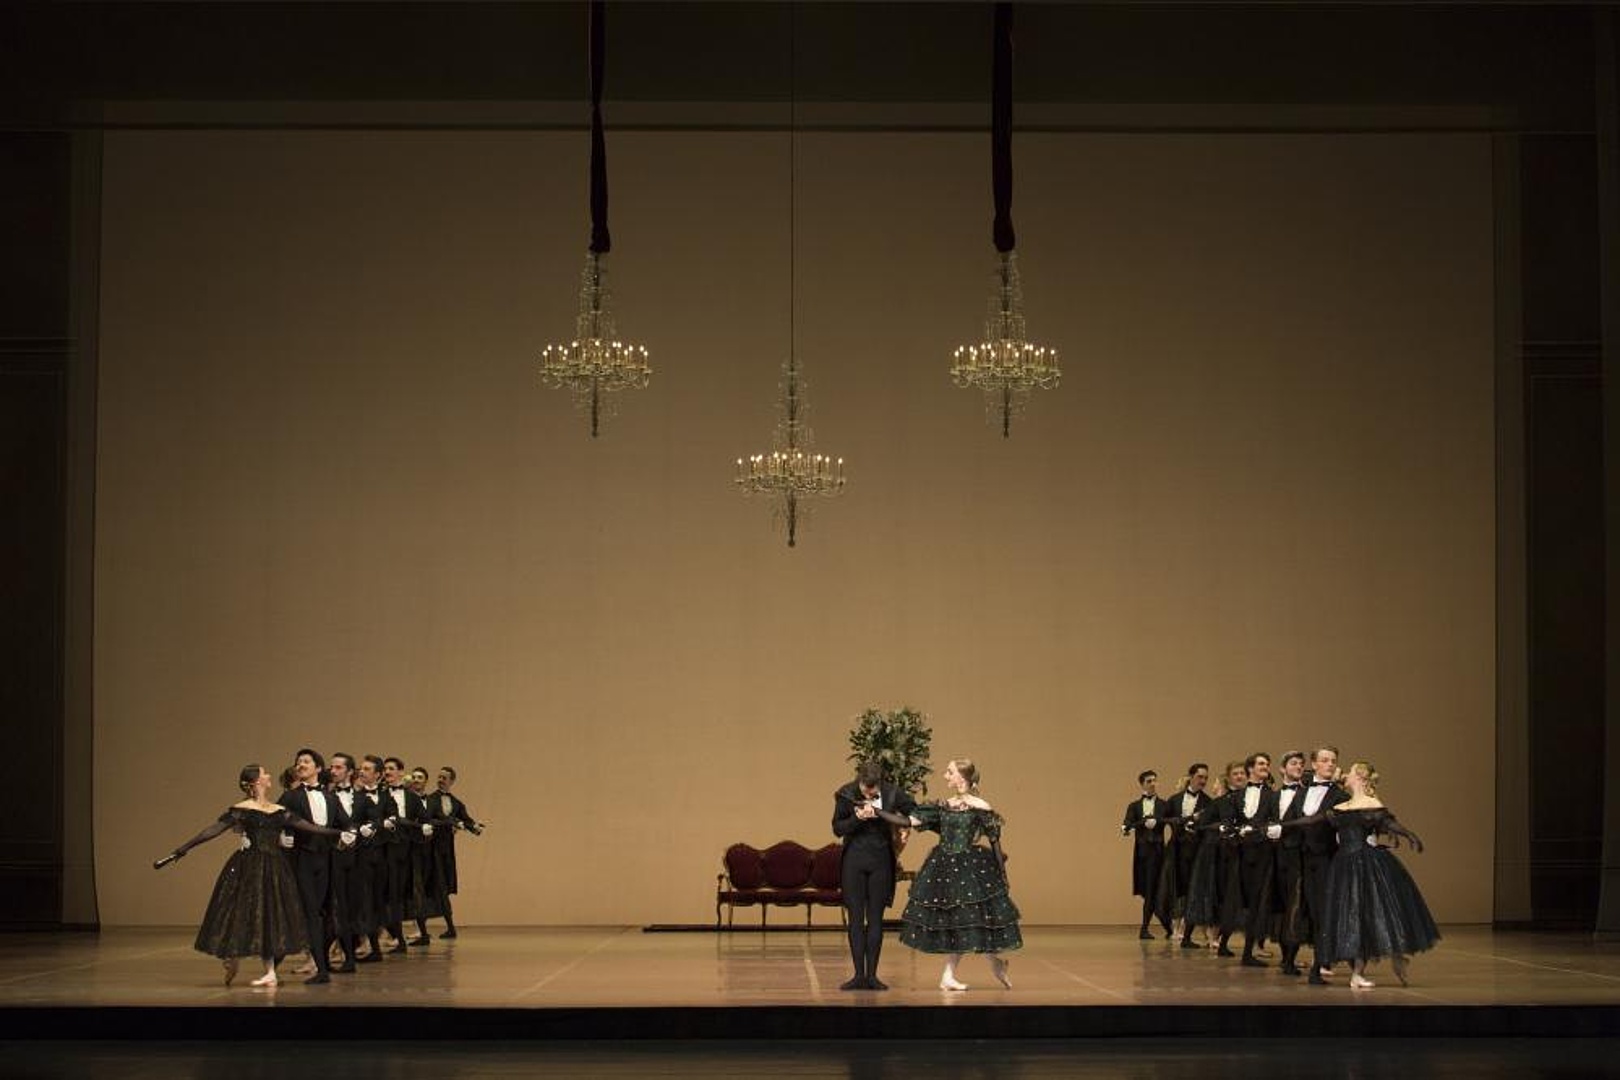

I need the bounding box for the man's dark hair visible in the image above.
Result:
[296,747,326,770]
[1186,762,1208,777]
[1138,770,1157,785]
[440,766,457,782]
[855,761,884,787]
[383,756,405,771]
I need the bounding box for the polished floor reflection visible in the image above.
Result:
[1,924,1616,1009]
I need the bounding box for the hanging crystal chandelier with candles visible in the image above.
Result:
[735,354,845,548]
[951,250,1060,438]
[539,0,649,438]
[950,2,1059,437]
[541,252,650,438]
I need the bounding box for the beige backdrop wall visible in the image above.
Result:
[95,129,1495,926]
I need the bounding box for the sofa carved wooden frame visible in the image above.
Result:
[715,840,846,929]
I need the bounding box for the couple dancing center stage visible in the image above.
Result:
[833,758,1022,992]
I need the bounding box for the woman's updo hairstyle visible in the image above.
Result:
[951,758,980,794]
[1347,760,1379,796]
[238,764,264,796]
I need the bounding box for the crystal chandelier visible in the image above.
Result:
[539,0,649,438]
[735,354,845,548]
[541,253,650,438]
[951,2,1059,438]
[951,250,1060,438]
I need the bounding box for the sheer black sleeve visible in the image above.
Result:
[171,811,235,856]
[1376,809,1424,853]
[282,808,344,838]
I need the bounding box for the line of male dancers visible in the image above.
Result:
[280,749,484,983]
[1122,746,1346,985]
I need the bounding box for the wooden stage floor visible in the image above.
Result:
[1,925,1617,1040]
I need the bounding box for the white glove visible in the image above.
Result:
[1238,825,1254,837]
[1144,819,1157,831]
[339,831,357,848]
[279,832,294,850]
[1265,824,1282,841]
[382,818,397,831]
[239,835,252,851]
[1366,834,1379,847]
[359,824,375,839]
[422,824,434,838]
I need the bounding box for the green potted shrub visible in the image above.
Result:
[846,706,933,797]
[847,706,933,860]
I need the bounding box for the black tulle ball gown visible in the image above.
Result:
[191,806,311,960]
[1318,806,1440,965]
[899,805,1022,955]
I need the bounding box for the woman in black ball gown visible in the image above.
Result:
[154,763,351,988]
[1317,760,1440,989]
[895,759,1022,991]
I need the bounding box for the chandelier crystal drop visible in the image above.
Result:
[734,354,845,548]
[950,250,1060,438]
[540,251,651,438]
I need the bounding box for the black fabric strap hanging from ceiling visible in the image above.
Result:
[589,0,611,255]
[991,1,1016,254]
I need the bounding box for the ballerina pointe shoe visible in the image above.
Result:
[990,956,1012,989]
[249,972,278,988]
[1391,955,1410,986]
[222,958,238,987]
[939,975,969,991]
[1349,974,1375,990]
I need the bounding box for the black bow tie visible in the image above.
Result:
[1310,781,1333,787]
[304,784,320,791]
[335,786,352,793]
[1284,783,1301,790]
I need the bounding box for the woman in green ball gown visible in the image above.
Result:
[895,759,1022,990]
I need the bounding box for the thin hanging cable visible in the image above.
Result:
[991,1,1015,254]
[788,2,796,383]
[588,0,610,254]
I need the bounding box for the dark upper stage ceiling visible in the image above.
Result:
[0,2,1600,130]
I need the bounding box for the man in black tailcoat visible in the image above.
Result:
[379,756,431,953]
[833,760,917,991]
[324,752,368,973]
[1224,751,1277,967]
[1159,762,1211,947]
[426,765,485,939]
[1121,769,1172,939]
[353,755,392,961]
[279,748,354,984]
[1267,750,1311,976]
[1300,745,1349,985]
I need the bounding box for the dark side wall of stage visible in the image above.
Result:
[0,2,1610,930]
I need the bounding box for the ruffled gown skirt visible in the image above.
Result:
[899,848,1023,955]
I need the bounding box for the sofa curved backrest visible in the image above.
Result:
[723,843,765,889]
[760,840,814,890]
[809,843,842,890]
